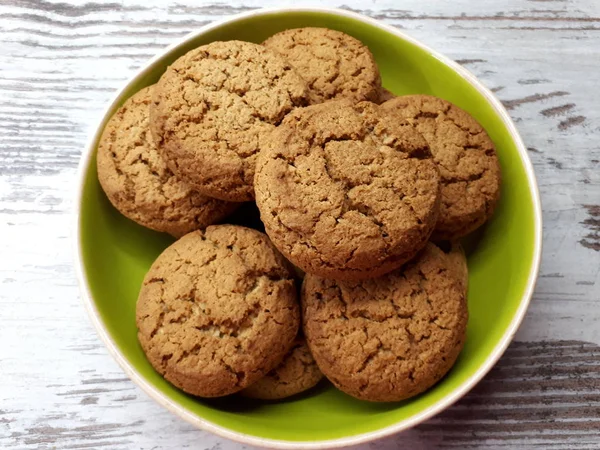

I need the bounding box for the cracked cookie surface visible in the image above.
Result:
[381,95,501,240]
[440,241,469,295]
[263,28,381,104]
[241,336,323,400]
[255,101,441,280]
[150,40,309,202]
[301,243,468,402]
[96,85,238,237]
[136,225,300,397]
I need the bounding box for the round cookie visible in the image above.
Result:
[241,337,323,400]
[255,101,441,281]
[96,86,238,237]
[380,95,501,240]
[150,40,309,202]
[136,225,300,397]
[302,243,468,402]
[263,28,381,104]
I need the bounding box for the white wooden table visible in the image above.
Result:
[1,1,599,448]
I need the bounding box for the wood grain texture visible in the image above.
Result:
[0,0,599,448]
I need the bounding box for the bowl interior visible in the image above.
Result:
[79,10,537,443]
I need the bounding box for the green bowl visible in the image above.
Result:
[75,7,542,448]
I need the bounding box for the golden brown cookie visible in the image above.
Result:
[380,95,501,240]
[150,40,309,202]
[136,225,300,397]
[263,28,381,104]
[255,101,441,281]
[302,243,468,402]
[241,337,323,400]
[96,86,238,237]
[438,241,469,294]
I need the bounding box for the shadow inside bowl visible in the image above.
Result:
[461,226,487,257]
[225,201,265,233]
[203,379,332,413]
[92,168,175,258]
[200,378,422,414]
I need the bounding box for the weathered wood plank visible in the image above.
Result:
[0,0,599,448]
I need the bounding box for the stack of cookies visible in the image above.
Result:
[97,28,501,402]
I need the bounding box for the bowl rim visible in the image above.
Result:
[73,6,543,449]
